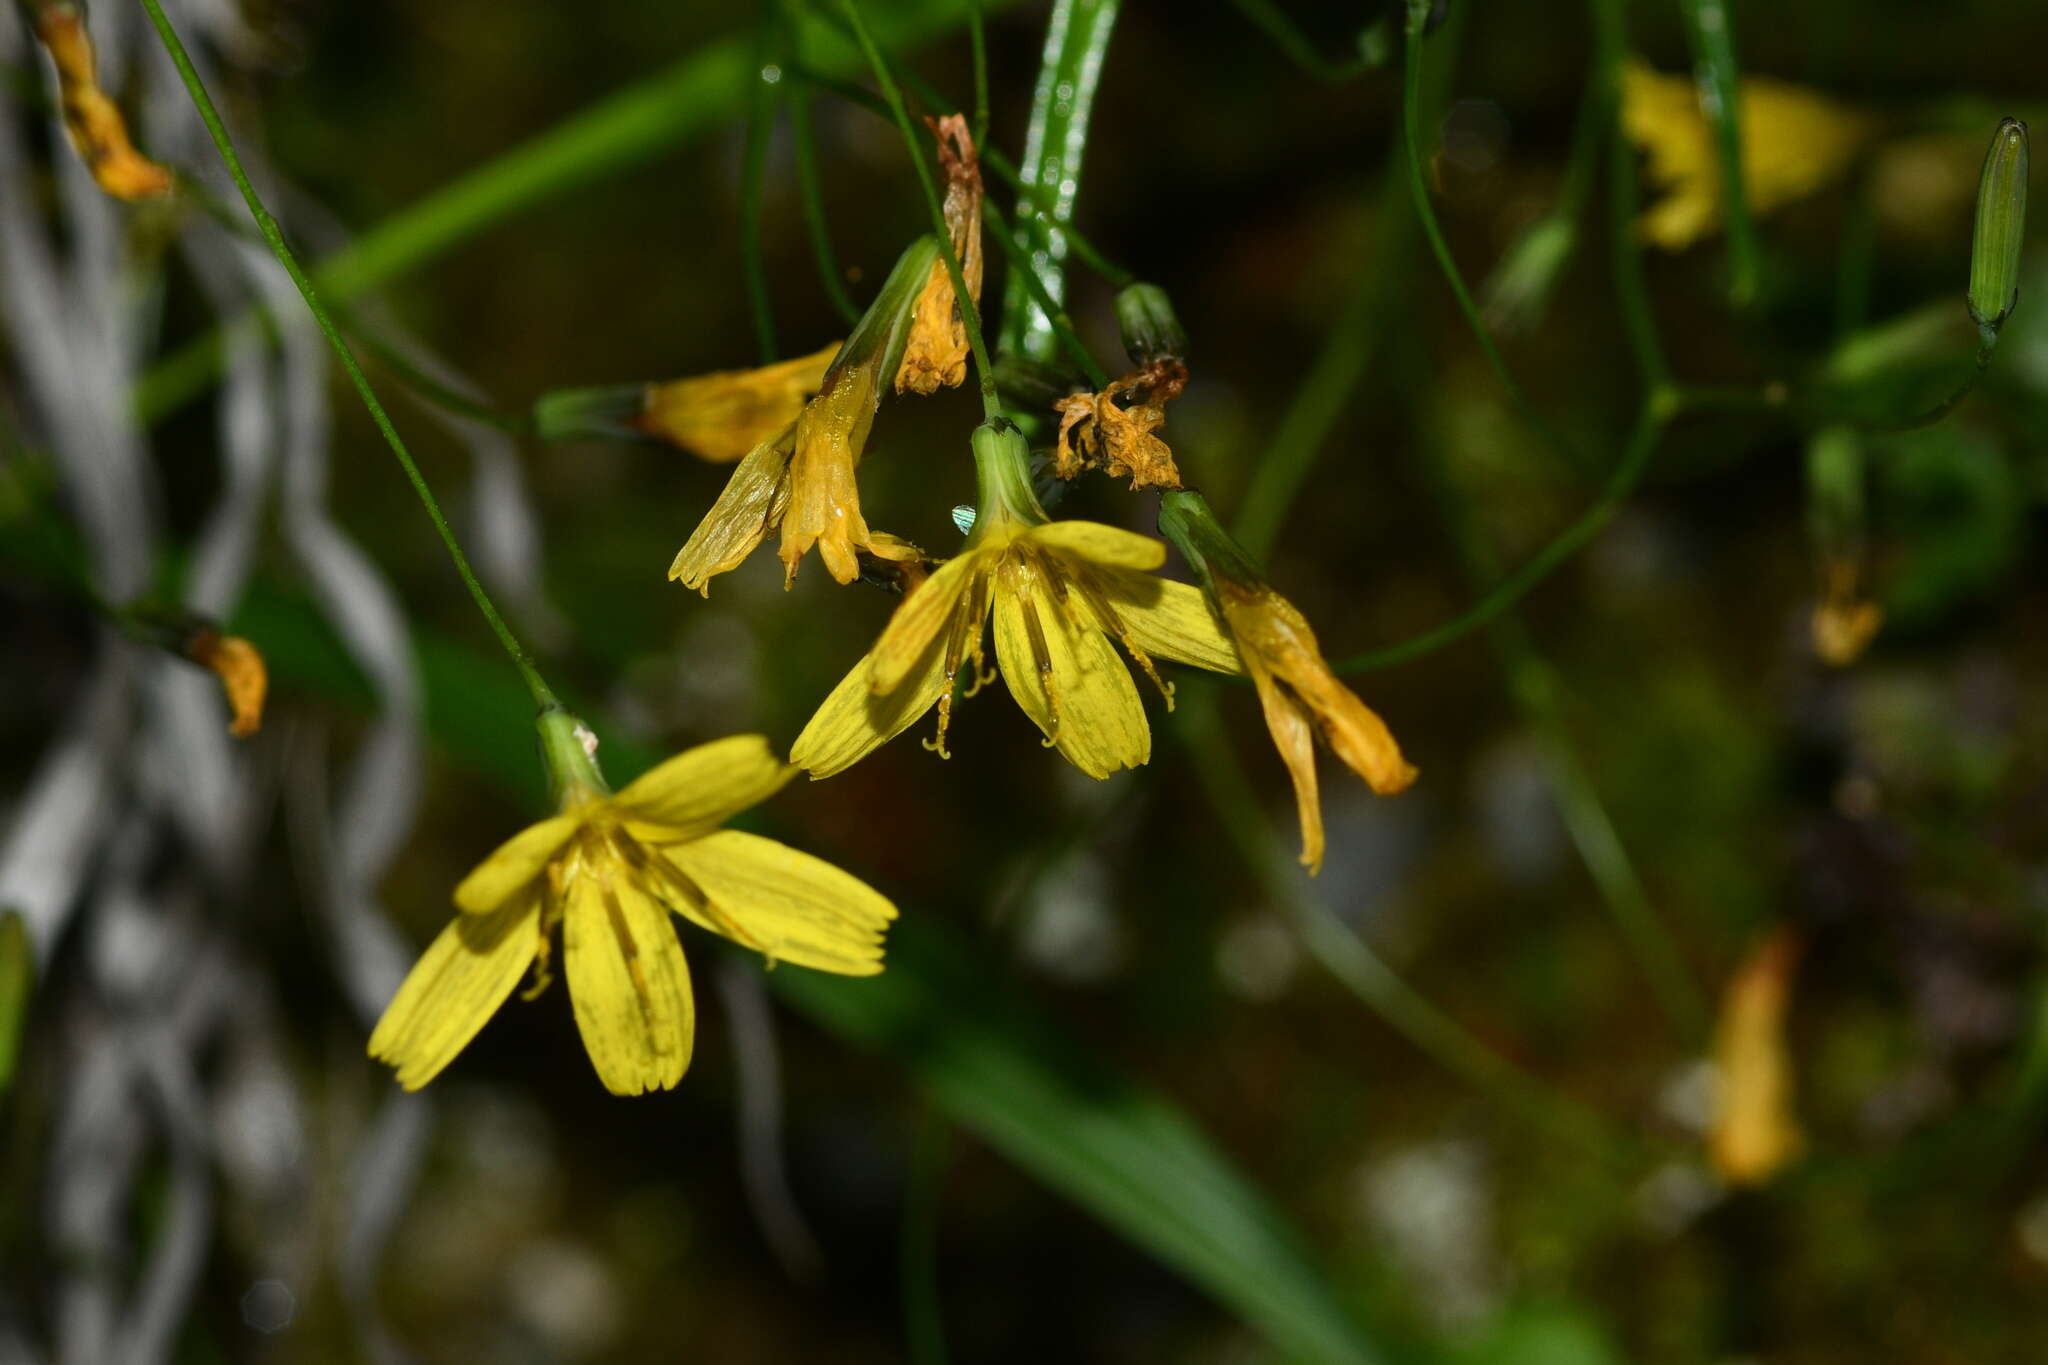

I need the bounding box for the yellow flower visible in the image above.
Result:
[185,629,267,737]
[34,4,173,201]
[369,726,895,1095]
[1811,559,1882,667]
[895,114,984,397]
[1620,58,1873,250]
[792,424,1240,780]
[670,239,941,592]
[639,342,839,462]
[1158,490,1415,874]
[1217,582,1416,873]
[1707,928,1805,1186]
[1052,359,1190,492]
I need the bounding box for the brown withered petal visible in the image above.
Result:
[35,7,174,201]
[1051,360,1189,491]
[639,342,838,462]
[1218,582,1415,873]
[187,630,268,737]
[1708,928,1805,1187]
[896,114,984,396]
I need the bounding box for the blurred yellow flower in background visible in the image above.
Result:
[33,3,173,201]
[1620,57,1873,250]
[1708,928,1806,1186]
[370,729,896,1096]
[793,424,1239,780]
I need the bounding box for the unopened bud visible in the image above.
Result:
[1114,283,1187,367]
[1967,118,2028,336]
[533,384,650,444]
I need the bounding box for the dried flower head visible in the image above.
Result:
[896,115,984,396]
[1052,359,1190,491]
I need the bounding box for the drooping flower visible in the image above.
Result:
[1707,928,1805,1186]
[669,238,940,592]
[32,3,173,201]
[1158,490,1416,874]
[895,114,984,397]
[1620,58,1872,250]
[792,423,1241,780]
[369,719,895,1095]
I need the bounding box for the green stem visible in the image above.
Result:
[132,0,1003,426]
[1227,0,1378,82]
[1178,689,1643,1168]
[982,197,1110,387]
[1400,1,1580,467]
[141,0,558,713]
[1000,0,1121,361]
[967,0,990,149]
[900,1110,953,1365]
[1418,422,1707,1044]
[1233,165,1414,562]
[840,0,1002,422]
[1333,402,1667,675]
[741,6,783,364]
[1677,0,1760,307]
[789,80,862,325]
[1588,0,1670,390]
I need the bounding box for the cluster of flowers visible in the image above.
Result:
[379,117,1419,1095]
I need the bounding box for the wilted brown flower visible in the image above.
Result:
[1053,359,1190,491]
[895,115,984,396]
[186,630,268,737]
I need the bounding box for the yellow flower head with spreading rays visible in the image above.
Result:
[1160,491,1416,874]
[670,238,942,593]
[369,718,895,1096]
[1620,57,1873,250]
[792,423,1242,781]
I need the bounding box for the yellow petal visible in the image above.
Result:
[368,893,542,1090]
[1027,519,1167,570]
[453,815,581,914]
[1248,662,1326,873]
[870,551,984,695]
[1100,572,1243,674]
[993,557,1149,778]
[563,860,695,1095]
[34,9,173,201]
[668,422,795,594]
[642,342,838,462]
[664,830,896,975]
[610,734,795,839]
[790,642,951,779]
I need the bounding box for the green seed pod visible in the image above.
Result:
[1114,283,1188,367]
[1967,118,2028,334]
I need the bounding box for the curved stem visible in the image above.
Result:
[1334,402,1666,675]
[840,0,1001,422]
[788,81,862,325]
[1178,690,1645,1169]
[142,0,558,712]
[1589,0,1670,391]
[1400,2,1580,467]
[1228,0,1378,83]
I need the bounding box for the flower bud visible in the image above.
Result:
[1967,117,2028,335]
[1114,283,1187,367]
